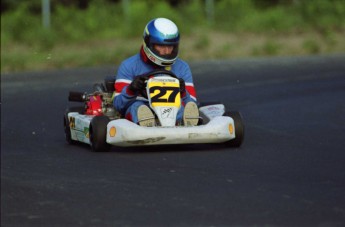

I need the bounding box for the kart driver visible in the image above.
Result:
[113,18,199,126]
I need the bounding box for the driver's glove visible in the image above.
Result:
[178,78,186,94]
[128,75,149,94]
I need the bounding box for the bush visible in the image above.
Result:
[298,0,345,30]
[2,0,344,47]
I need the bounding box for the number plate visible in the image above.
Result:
[147,78,181,108]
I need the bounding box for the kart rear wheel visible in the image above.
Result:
[89,116,111,152]
[64,115,74,144]
[64,107,85,144]
[224,111,244,147]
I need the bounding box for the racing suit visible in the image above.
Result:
[113,47,197,124]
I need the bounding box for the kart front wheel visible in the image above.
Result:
[224,111,244,147]
[89,116,111,152]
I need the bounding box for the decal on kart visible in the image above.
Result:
[160,107,174,119]
[71,127,89,137]
[69,116,76,128]
[84,127,90,138]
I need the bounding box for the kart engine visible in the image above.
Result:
[85,90,120,119]
[69,78,120,119]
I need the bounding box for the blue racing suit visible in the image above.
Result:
[113,47,197,124]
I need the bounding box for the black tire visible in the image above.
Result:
[89,116,111,152]
[224,111,244,147]
[64,107,85,144]
[64,114,74,144]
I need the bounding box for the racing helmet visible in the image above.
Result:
[143,18,180,66]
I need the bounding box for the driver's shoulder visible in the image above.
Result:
[119,54,149,76]
[121,53,141,67]
[172,59,192,77]
[174,58,190,68]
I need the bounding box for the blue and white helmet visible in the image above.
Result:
[143,18,180,66]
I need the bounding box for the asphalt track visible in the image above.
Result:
[1,54,345,226]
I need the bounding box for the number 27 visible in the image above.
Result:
[149,86,179,103]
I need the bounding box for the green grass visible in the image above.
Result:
[1,0,345,73]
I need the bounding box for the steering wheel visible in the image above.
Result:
[138,70,179,98]
[141,69,178,79]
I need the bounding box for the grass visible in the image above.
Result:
[182,30,345,59]
[1,0,345,73]
[2,29,344,73]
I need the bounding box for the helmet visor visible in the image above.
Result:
[151,44,179,61]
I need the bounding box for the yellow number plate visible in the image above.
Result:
[148,80,181,108]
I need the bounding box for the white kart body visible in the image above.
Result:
[68,113,93,145]
[67,104,236,147]
[106,115,235,146]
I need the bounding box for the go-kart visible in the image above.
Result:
[64,70,244,152]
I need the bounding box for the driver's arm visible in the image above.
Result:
[113,63,138,115]
[175,63,197,103]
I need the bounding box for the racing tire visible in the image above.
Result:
[64,107,85,144]
[224,111,244,147]
[89,116,111,152]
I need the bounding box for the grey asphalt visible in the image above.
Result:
[1,54,345,226]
